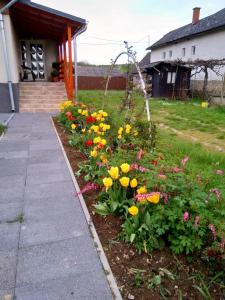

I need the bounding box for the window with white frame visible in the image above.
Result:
[167,72,176,84]
[163,52,166,59]
[169,50,172,58]
[192,45,196,55]
[182,48,186,57]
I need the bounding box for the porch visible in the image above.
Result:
[1,0,87,112]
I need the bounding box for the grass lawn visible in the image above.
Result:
[78,90,225,196]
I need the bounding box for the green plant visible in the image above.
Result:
[51,69,59,77]
[0,123,6,136]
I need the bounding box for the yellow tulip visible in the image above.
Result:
[108,167,119,179]
[93,137,101,144]
[101,139,107,146]
[90,150,98,158]
[118,135,122,140]
[71,124,76,130]
[78,109,82,114]
[137,186,147,194]
[147,193,160,204]
[120,163,130,173]
[128,206,138,216]
[119,177,130,187]
[130,178,138,188]
[103,177,113,191]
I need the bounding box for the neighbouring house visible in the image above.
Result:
[0,0,87,113]
[76,65,126,90]
[147,7,225,101]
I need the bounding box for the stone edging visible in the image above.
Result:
[52,118,123,300]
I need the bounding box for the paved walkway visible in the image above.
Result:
[0,113,112,300]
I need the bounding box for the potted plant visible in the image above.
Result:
[51,69,59,82]
[51,62,60,82]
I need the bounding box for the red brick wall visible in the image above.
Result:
[77,76,126,90]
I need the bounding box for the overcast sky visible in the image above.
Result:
[34,0,225,65]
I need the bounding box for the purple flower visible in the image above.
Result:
[183,211,189,221]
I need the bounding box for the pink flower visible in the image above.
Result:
[215,169,224,175]
[139,166,149,173]
[137,149,145,161]
[77,182,98,195]
[181,156,189,166]
[183,211,189,221]
[130,163,139,171]
[194,216,200,227]
[210,188,221,201]
[172,166,182,173]
[158,174,167,180]
[209,224,217,240]
[161,192,169,204]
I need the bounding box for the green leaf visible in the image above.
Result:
[130,233,136,243]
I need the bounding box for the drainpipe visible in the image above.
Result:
[0,0,19,112]
[73,24,87,100]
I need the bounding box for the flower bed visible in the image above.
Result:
[55,100,225,299]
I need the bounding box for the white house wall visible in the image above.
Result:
[151,30,225,80]
[0,14,19,83]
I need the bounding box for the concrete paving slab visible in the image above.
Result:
[24,181,75,200]
[29,140,60,151]
[16,237,105,287]
[0,223,20,251]
[0,142,29,152]
[0,175,25,199]
[0,290,14,300]
[26,162,69,175]
[19,210,89,247]
[0,159,27,177]
[29,150,64,164]
[0,249,17,289]
[15,272,112,300]
[0,150,28,159]
[0,114,12,125]
[0,203,23,223]
[26,169,71,186]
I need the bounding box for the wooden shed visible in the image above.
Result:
[144,61,192,99]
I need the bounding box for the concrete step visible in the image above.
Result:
[19,82,68,112]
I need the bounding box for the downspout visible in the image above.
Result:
[0,0,19,112]
[73,24,87,100]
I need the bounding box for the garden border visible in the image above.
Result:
[52,118,123,300]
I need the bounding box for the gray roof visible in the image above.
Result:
[139,52,151,68]
[19,0,86,25]
[147,8,225,50]
[77,66,126,77]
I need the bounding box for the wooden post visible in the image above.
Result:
[67,25,73,101]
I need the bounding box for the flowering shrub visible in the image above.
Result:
[57,100,225,258]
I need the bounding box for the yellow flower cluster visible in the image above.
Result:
[78,109,88,116]
[90,123,110,135]
[137,186,160,205]
[93,137,107,146]
[91,110,108,121]
[59,100,73,111]
[104,163,137,191]
[71,124,77,130]
[117,124,138,139]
